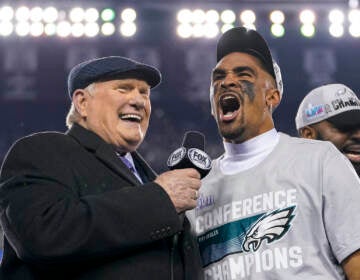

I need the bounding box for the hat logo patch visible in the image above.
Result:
[331,97,360,111]
[305,104,325,119]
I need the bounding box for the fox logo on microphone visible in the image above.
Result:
[188,148,211,170]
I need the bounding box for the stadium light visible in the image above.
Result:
[192,9,206,24]
[0,6,14,21]
[121,8,136,22]
[16,6,31,22]
[85,8,99,22]
[0,21,13,36]
[101,22,115,36]
[270,10,285,24]
[206,10,219,23]
[120,22,136,37]
[271,23,285,37]
[101,8,115,22]
[299,10,316,24]
[240,10,256,25]
[30,7,43,22]
[329,24,344,37]
[221,10,236,24]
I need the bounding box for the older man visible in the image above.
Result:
[295,83,360,177]
[0,56,203,280]
[186,27,360,279]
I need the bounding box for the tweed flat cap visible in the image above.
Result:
[67,56,161,98]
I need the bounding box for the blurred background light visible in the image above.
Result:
[221,10,236,24]
[85,8,99,22]
[44,23,56,36]
[0,21,13,36]
[300,9,316,24]
[270,10,285,24]
[0,6,14,21]
[101,8,115,22]
[221,23,234,33]
[30,22,44,37]
[177,23,192,38]
[240,10,256,25]
[43,7,58,23]
[120,22,136,37]
[84,22,99,37]
[177,9,192,24]
[30,7,43,22]
[121,8,136,22]
[57,21,72,37]
[69,7,85,23]
[101,22,115,36]
[301,23,316,37]
[16,21,30,36]
[271,23,285,37]
[205,10,219,23]
[16,6,31,22]
[328,9,344,24]
[192,9,206,24]
[71,23,85,37]
[329,24,344,37]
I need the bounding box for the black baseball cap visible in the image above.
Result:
[67,56,161,99]
[216,27,276,80]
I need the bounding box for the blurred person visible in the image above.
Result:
[295,83,360,177]
[186,27,360,279]
[0,56,203,280]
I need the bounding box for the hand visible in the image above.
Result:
[154,168,201,213]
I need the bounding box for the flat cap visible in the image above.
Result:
[67,56,161,98]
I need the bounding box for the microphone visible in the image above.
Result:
[167,131,212,178]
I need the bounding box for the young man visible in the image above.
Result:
[295,83,360,177]
[187,27,360,279]
[0,56,203,280]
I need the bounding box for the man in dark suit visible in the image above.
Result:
[0,56,203,280]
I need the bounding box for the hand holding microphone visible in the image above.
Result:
[154,131,212,213]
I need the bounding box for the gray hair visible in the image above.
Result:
[66,83,96,128]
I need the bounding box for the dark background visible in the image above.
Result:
[0,0,359,173]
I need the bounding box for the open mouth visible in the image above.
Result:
[343,145,360,162]
[119,114,142,123]
[219,94,240,121]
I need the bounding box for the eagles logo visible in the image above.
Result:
[242,206,296,252]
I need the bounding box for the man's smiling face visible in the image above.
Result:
[76,78,151,153]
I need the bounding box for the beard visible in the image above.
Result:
[316,130,360,178]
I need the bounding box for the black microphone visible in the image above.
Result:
[167,131,212,178]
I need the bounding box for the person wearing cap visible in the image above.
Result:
[0,56,203,280]
[186,27,360,279]
[295,83,360,177]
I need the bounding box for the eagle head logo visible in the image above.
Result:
[242,206,296,252]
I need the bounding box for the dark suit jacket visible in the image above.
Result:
[0,124,203,280]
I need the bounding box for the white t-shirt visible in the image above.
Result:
[187,133,360,280]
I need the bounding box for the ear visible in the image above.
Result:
[72,89,89,118]
[298,126,317,139]
[265,88,280,110]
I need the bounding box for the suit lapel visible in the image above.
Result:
[132,152,158,183]
[67,124,140,186]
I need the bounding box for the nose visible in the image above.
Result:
[220,72,238,88]
[351,128,360,141]
[129,88,146,109]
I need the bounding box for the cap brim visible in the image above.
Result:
[327,109,360,128]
